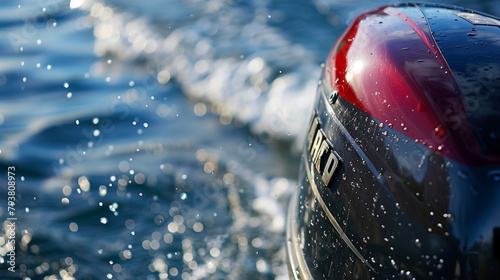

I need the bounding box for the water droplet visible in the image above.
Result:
[180,193,187,200]
[100,217,108,224]
[434,125,446,137]
[109,203,118,212]
[414,239,421,248]
[379,123,384,128]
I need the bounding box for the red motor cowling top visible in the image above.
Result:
[324,3,500,166]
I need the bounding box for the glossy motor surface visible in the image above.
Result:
[287,3,500,279]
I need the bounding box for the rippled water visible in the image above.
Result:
[0,0,499,279]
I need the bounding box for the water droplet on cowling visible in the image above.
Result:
[434,125,446,137]
[417,102,426,112]
[379,123,384,128]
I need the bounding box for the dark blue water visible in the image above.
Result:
[1,0,499,279]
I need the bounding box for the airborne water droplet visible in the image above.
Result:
[414,239,422,248]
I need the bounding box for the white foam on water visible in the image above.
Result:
[77,0,320,152]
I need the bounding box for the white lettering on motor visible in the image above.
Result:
[307,114,340,187]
